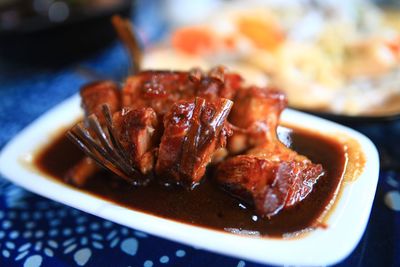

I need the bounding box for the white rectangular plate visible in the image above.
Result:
[0,94,379,266]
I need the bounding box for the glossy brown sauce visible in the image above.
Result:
[34,126,346,237]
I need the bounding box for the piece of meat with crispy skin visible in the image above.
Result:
[112,107,159,175]
[66,81,121,186]
[216,151,324,218]
[193,66,242,101]
[122,71,193,115]
[121,68,241,116]
[227,86,287,154]
[156,97,233,188]
[217,85,324,217]
[81,80,121,124]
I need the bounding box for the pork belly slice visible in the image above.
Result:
[80,80,121,125]
[156,97,233,188]
[66,81,121,186]
[121,68,241,116]
[112,107,159,175]
[227,87,287,154]
[218,84,324,217]
[216,154,324,217]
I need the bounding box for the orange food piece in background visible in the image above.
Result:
[237,17,284,50]
[386,35,400,59]
[172,27,217,55]
[223,36,236,50]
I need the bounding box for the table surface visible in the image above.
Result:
[1,13,400,267]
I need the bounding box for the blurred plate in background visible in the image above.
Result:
[0,0,132,66]
[142,0,400,122]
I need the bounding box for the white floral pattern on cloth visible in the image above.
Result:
[0,179,191,267]
[0,179,250,267]
[384,172,400,212]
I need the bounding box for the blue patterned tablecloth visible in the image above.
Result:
[1,19,400,267]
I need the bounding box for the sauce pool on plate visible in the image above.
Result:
[34,125,347,237]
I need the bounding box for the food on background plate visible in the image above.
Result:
[142,1,400,116]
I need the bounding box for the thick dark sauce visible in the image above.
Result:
[35,126,346,237]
